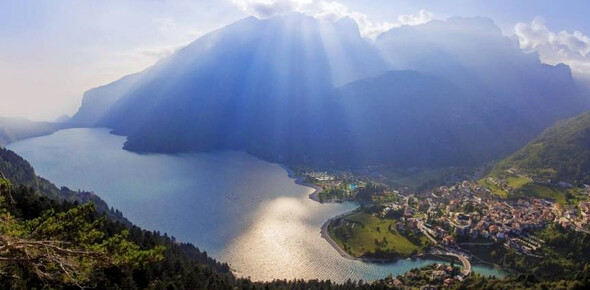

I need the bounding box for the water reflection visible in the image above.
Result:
[8,128,508,282]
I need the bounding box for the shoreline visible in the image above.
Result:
[320,209,359,261]
[283,166,414,263]
[319,209,426,264]
[283,166,324,202]
[283,165,509,274]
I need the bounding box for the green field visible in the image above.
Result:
[328,212,428,258]
[518,183,567,204]
[506,176,531,189]
[480,172,572,204]
[378,167,467,190]
[478,178,508,198]
[477,173,572,203]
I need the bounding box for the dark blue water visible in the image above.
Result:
[9,128,508,281]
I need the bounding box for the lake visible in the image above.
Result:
[8,128,508,282]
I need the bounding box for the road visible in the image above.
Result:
[418,222,472,277]
[430,248,472,277]
[449,252,471,276]
[417,221,438,245]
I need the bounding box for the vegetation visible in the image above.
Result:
[492,110,590,186]
[467,224,590,282]
[379,167,474,191]
[319,187,350,203]
[517,183,568,204]
[0,181,428,289]
[0,175,241,289]
[0,147,126,222]
[328,212,428,259]
[379,263,462,288]
[1,147,413,289]
[0,193,164,286]
[479,172,581,205]
[477,178,508,198]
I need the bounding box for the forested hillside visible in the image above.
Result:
[0,147,126,223]
[0,147,387,289]
[493,110,590,186]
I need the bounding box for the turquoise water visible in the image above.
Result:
[8,128,508,282]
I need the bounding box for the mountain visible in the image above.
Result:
[69,72,143,127]
[492,110,590,186]
[330,71,537,166]
[0,117,63,147]
[70,13,386,164]
[70,14,589,168]
[375,17,588,145]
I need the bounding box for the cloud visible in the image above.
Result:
[515,17,590,81]
[232,0,313,18]
[231,0,433,39]
[398,9,434,26]
[315,2,432,39]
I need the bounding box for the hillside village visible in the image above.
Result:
[302,167,590,287]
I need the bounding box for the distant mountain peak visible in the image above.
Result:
[68,13,588,168]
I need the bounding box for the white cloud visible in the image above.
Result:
[314,2,432,39]
[398,9,433,26]
[515,17,590,81]
[231,0,433,39]
[231,0,313,18]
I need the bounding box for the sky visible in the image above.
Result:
[1,0,590,121]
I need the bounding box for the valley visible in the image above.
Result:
[7,128,508,283]
[2,3,590,288]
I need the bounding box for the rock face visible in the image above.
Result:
[70,14,589,168]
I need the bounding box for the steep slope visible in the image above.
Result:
[376,17,588,145]
[0,147,127,222]
[69,15,588,168]
[0,148,239,289]
[331,71,535,166]
[320,17,390,86]
[69,73,143,127]
[0,151,400,289]
[492,110,590,186]
[71,14,387,165]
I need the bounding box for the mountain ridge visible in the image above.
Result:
[68,13,590,168]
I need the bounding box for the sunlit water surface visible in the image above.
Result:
[9,128,507,282]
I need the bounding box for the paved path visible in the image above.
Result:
[430,248,472,277]
[449,252,471,276]
[417,221,438,245]
[320,210,357,260]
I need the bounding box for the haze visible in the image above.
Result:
[1,0,590,121]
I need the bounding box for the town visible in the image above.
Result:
[298,168,590,288]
